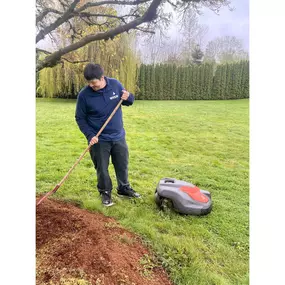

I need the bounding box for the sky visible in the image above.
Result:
[200,0,249,50]
[168,0,249,51]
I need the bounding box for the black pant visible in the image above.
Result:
[89,137,129,193]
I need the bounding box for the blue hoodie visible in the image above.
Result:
[75,77,134,143]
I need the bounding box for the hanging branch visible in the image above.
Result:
[36,0,162,71]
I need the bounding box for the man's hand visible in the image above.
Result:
[121,89,130,100]
[90,136,99,145]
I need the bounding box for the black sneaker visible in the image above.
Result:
[117,186,141,198]
[100,191,114,206]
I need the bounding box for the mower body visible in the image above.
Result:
[155,178,212,215]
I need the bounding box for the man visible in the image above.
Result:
[75,63,140,206]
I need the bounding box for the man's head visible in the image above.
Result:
[84,63,105,91]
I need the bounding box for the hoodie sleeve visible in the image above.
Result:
[117,80,135,106]
[75,94,96,143]
[122,92,134,106]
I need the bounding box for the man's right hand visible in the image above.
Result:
[90,136,99,145]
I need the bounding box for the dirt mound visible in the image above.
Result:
[36,198,173,285]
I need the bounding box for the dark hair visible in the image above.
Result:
[83,63,104,80]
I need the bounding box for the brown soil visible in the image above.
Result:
[36,198,173,285]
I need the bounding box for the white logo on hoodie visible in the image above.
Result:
[110,92,119,100]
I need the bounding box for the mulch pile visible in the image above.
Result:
[36,198,173,285]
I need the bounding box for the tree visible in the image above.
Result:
[36,0,231,71]
[37,31,140,98]
[178,8,209,64]
[162,39,182,64]
[138,63,146,99]
[181,9,209,47]
[191,44,204,65]
[204,36,248,63]
[141,29,167,64]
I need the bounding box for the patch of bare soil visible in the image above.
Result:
[36,198,173,285]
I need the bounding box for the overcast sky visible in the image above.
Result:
[200,0,249,50]
[168,0,249,51]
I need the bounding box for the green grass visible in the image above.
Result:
[36,98,249,285]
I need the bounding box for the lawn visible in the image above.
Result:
[36,98,249,285]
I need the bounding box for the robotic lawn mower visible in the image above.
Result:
[155,178,212,216]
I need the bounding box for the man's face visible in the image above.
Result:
[88,76,104,91]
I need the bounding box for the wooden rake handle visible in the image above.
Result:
[36,99,124,206]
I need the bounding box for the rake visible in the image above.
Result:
[36,99,123,206]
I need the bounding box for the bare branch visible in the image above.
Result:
[134,27,155,34]
[67,20,81,41]
[36,48,52,54]
[76,12,129,24]
[36,0,153,43]
[36,48,88,65]
[166,0,178,9]
[37,0,162,71]
[36,8,63,25]
[61,58,89,64]
[76,0,152,13]
[80,17,94,26]
[36,0,158,45]
[58,0,69,9]
[47,32,59,45]
[36,0,81,43]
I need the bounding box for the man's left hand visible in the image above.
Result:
[121,89,130,100]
